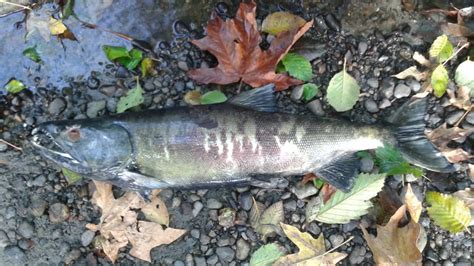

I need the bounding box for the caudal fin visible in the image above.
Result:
[387,98,455,173]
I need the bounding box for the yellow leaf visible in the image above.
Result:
[275,223,347,265]
[362,205,422,266]
[404,184,422,223]
[261,11,306,35]
[392,66,427,81]
[49,17,67,35]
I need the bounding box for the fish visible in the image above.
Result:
[31,84,454,195]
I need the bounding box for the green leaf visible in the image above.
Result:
[261,12,306,35]
[141,57,155,77]
[281,53,312,81]
[200,91,228,105]
[375,145,424,177]
[250,243,285,266]
[326,66,360,112]
[62,0,75,19]
[302,83,319,101]
[103,45,130,61]
[429,35,453,63]
[62,168,82,185]
[275,61,286,73]
[307,173,386,224]
[431,64,449,98]
[23,46,41,63]
[117,48,143,70]
[426,191,471,233]
[313,178,324,189]
[4,79,25,94]
[455,59,474,97]
[116,77,144,113]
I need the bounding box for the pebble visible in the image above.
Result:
[378,98,391,109]
[174,260,185,266]
[192,201,203,217]
[291,85,304,101]
[0,230,10,248]
[367,78,379,88]
[17,221,34,239]
[466,112,474,124]
[307,100,325,116]
[406,79,421,92]
[358,42,368,55]
[349,246,366,264]
[64,249,81,264]
[379,79,395,98]
[284,199,297,212]
[48,98,66,115]
[446,111,464,126]
[0,142,8,152]
[218,208,236,228]
[81,230,95,247]
[174,81,185,92]
[86,100,106,118]
[178,61,189,71]
[190,229,200,239]
[194,256,206,266]
[216,247,235,262]
[30,199,47,217]
[291,183,318,199]
[6,206,16,219]
[207,254,218,265]
[394,83,411,98]
[49,203,69,223]
[360,157,374,172]
[206,198,223,209]
[3,245,26,264]
[307,222,321,236]
[364,99,379,113]
[236,239,250,260]
[239,192,252,211]
[329,234,344,247]
[31,175,46,186]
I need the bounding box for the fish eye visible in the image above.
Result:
[66,127,81,142]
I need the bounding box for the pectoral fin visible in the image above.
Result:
[114,170,172,190]
[314,153,360,192]
[228,84,277,112]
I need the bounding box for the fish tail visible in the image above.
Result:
[387,98,455,173]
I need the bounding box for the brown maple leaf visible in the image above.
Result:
[187,1,313,91]
[321,183,337,203]
[427,123,474,163]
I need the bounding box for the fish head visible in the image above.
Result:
[31,120,132,175]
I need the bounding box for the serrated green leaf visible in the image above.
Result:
[307,173,386,224]
[281,53,312,81]
[455,59,474,97]
[429,35,453,63]
[250,243,285,266]
[426,191,471,233]
[23,46,41,63]
[375,145,424,177]
[4,79,25,94]
[118,48,143,70]
[326,67,360,112]
[431,64,449,98]
[261,12,306,35]
[116,77,144,113]
[62,168,82,185]
[200,90,227,105]
[302,83,319,101]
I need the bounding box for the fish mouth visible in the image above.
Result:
[31,125,92,174]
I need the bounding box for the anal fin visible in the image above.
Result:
[314,153,360,192]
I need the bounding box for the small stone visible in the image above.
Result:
[236,239,250,260]
[64,249,81,264]
[329,234,344,247]
[284,200,297,212]
[218,208,236,228]
[143,79,156,92]
[349,246,366,264]
[379,79,395,98]
[0,142,8,152]
[190,229,200,239]
[358,42,368,55]
[192,201,203,217]
[207,255,218,265]
[207,198,223,209]
[291,183,318,199]
[446,110,464,126]
[342,221,358,232]
[86,100,106,118]
[307,99,325,116]
[394,84,411,98]
[49,203,69,223]
[165,98,175,108]
[360,157,374,172]
[31,175,46,186]
[216,247,235,262]
[48,98,66,115]
[174,260,185,266]
[378,98,391,109]
[5,206,16,219]
[3,246,26,264]
[174,81,185,92]
[87,76,100,89]
[435,234,443,246]
[291,85,304,101]
[239,192,252,211]
[367,78,379,88]
[185,254,194,266]
[99,85,116,96]
[406,79,421,92]
[81,230,95,247]
[17,221,34,239]
[307,222,321,236]
[466,112,474,124]
[364,99,379,113]
[194,256,206,266]
[178,61,189,71]
[0,230,10,248]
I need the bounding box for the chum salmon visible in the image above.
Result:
[31,84,454,195]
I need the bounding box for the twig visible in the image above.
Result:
[316,236,354,258]
[442,42,470,67]
[454,105,473,127]
[0,0,32,11]
[0,138,22,151]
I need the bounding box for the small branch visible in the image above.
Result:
[0,138,22,151]
[0,0,32,11]
[454,105,473,127]
[443,42,470,67]
[317,235,354,258]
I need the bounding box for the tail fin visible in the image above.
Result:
[387,98,455,173]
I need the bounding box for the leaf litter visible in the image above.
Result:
[86,181,185,262]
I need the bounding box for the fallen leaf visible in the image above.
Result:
[301,173,317,185]
[141,58,156,77]
[22,46,41,63]
[426,191,471,233]
[326,63,360,112]
[261,11,306,35]
[431,64,449,97]
[274,223,347,265]
[61,168,82,185]
[4,79,25,94]
[87,181,185,262]
[392,66,428,81]
[49,17,67,35]
[250,243,286,266]
[184,90,202,105]
[429,34,453,63]
[280,53,313,81]
[250,198,284,240]
[320,183,336,204]
[375,145,424,177]
[302,83,319,101]
[404,184,422,223]
[200,90,228,105]
[26,12,51,41]
[412,51,431,67]
[377,187,403,225]
[453,188,474,209]
[427,123,474,149]
[455,59,474,97]
[442,148,472,163]
[447,86,472,110]
[117,77,144,113]
[187,1,313,90]
[362,205,422,266]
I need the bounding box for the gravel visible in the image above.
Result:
[80,230,95,247]
[17,221,34,239]
[216,247,235,262]
[48,203,70,223]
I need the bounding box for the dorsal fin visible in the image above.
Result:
[228,84,277,112]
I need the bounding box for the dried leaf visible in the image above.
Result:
[404,184,422,223]
[392,66,428,81]
[442,148,471,163]
[362,205,422,266]
[187,1,313,91]
[87,181,184,262]
[427,123,474,149]
[274,223,347,265]
[250,198,284,240]
[250,243,286,266]
[447,86,472,110]
[301,173,317,185]
[261,11,306,35]
[469,164,474,181]
[412,51,431,67]
[184,90,202,105]
[320,183,336,204]
[49,17,67,35]
[453,188,474,209]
